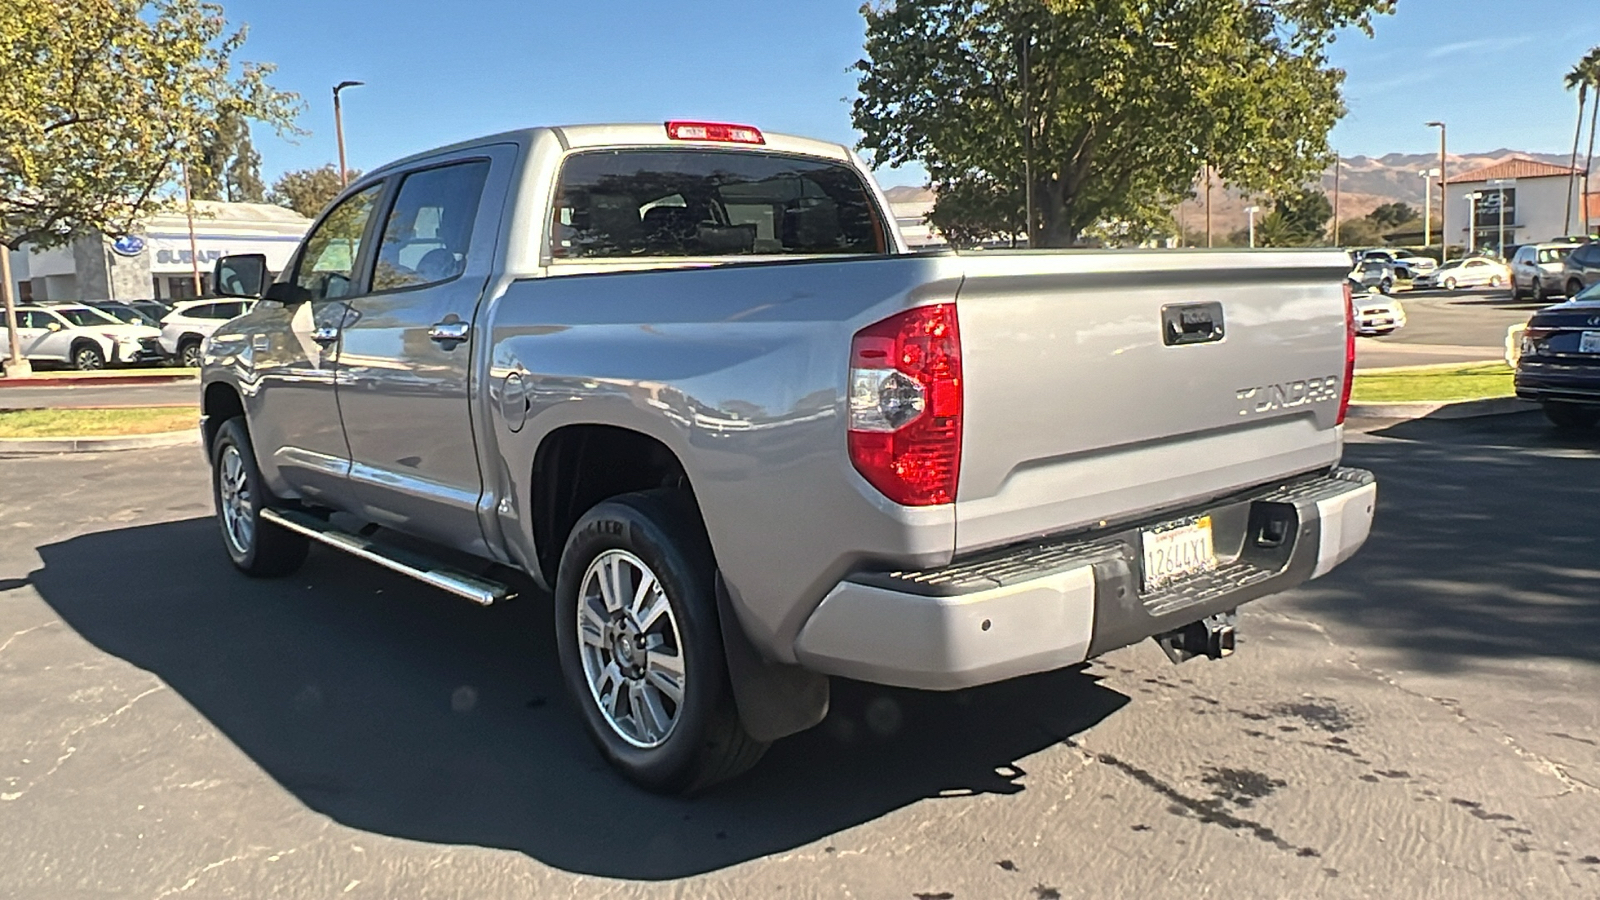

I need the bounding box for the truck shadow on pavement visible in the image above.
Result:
[1289,413,1600,669]
[28,518,1128,880]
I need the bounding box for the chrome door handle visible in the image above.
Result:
[311,325,339,344]
[428,321,471,344]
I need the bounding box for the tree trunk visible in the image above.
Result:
[1568,87,1586,234]
[1585,90,1599,235]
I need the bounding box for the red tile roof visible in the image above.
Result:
[1452,157,1584,183]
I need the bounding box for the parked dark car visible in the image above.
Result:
[1560,241,1600,299]
[1515,283,1600,431]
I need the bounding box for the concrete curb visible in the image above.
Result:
[0,374,197,389]
[1347,395,1535,421]
[0,429,199,455]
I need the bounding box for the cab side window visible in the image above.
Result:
[371,161,491,292]
[295,184,383,300]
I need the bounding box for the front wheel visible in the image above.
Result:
[1532,278,1545,302]
[1570,280,1586,299]
[1489,275,1503,288]
[210,418,310,576]
[1543,402,1600,432]
[554,489,766,794]
[1443,277,1458,291]
[73,343,105,371]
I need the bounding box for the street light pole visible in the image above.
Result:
[1421,168,1439,248]
[1427,122,1448,259]
[1332,155,1341,245]
[1466,191,1482,255]
[1244,206,1259,247]
[333,80,364,187]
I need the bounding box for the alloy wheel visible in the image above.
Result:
[217,444,254,555]
[576,549,687,749]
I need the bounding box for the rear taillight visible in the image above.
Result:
[1338,280,1355,425]
[847,305,962,506]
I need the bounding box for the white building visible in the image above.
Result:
[7,201,311,303]
[1445,158,1586,255]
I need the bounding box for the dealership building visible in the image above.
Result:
[6,201,311,304]
[1443,158,1589,255]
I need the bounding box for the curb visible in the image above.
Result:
[0,430,199,455]
[1347,396,1535,421]
[0,374,198,389]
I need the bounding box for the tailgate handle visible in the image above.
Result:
[1162,303,1225,346]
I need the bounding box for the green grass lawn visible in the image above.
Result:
[0,407,198,438]
[1351,363,1515,403]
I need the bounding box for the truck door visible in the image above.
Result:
[245,182,384,504]
[334,149,508,554]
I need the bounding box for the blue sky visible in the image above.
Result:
[230,0,1595,189]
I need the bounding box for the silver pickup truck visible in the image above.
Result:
[201,121,1376,793]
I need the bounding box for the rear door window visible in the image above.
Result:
[551,149,887,259]
[371,160,491,291]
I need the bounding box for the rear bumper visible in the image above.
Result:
[1516,362,1600,404]
[793,468,1377,690]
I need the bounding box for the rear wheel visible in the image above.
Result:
[1532,278,1545,302]
[554,489,766,794]
[1542,402,1600,432]
[210,418,309,576]
[1379,278,1393,294]
[178,338,203,369]
[1489,275,1504,288]
[1511,277,1526,301]
[1570,280,1586,299]
[72,343,105,371]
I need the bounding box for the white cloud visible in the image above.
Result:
[1426,36,1536,60]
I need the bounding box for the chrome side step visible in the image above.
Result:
[261,508,514,606]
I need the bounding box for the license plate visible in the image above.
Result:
[1141,515,1218,592]
[1581,331,1600,354]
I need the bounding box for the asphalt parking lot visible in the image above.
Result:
[2,414,1599,898]
[1357,286,1544,369]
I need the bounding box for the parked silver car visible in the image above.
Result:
[1510,242,1576,301]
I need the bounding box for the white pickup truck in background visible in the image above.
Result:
[198,121,1377,792]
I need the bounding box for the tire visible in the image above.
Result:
[1570,280,1586,299]
[1489,275,1503,288]
[1532,278,1545,303]
[72,342,105,371]
[178,338,203,369]
[1542,402,1600,432]
[210,417,310,577]
[554,489,767,794]
[1510,278,1525,301]
[1379,278,1393,294]
[1443,277,1458,291]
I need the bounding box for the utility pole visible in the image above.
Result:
[1332,155,1342,245]
[1204,163,1213,248]
[181,158,203,296]
[1020,34,1033,248]
[1245,206,1260,247]
[333,80,364,187]
[1421,168,1438,248]
[1,243,27,378]
[1427,122,1448,259]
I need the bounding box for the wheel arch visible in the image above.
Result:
[202,380,246,457]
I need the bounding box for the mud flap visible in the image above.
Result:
[716,574,829,742]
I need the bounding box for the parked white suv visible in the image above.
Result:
[159,299,254,367]
[0,304,163,370]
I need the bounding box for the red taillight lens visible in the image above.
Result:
[1338,280,1355,425]
[665,121,765,144]
[847,304,962,506]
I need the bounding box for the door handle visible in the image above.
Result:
[311,325,339,344]
[428,321,471,344]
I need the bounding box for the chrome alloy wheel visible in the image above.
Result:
[576,549,687,749]
[217,444,255,555]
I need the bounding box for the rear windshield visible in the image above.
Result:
[1539,246,1573,264]
[550,149,887,259]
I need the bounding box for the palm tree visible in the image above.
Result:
[1581,48,1600,235]
[1566,59,1591,234]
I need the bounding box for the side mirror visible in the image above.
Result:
[46,321,62,332]
[213,253,268,298]
[263,280,312,306]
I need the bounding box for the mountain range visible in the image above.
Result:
[883,150,1590,237]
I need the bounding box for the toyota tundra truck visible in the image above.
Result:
[199,121,1376,793]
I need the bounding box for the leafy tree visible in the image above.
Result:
[853,0,1394,247]
[267,164,357,218]
[1366,202,1417,229]
[191,111,266,203]
[0,0,300,372]
[1336,216,1383,248]
[1276,189,1332,244]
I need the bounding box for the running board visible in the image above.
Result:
[261,508,514,606]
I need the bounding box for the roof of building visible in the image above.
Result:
[143,200,310,238]
[1451,157,1585,183]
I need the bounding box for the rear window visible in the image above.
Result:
[550,149,887,259]
[1540,246,1574,264]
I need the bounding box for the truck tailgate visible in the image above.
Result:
[952,250,1352,553]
